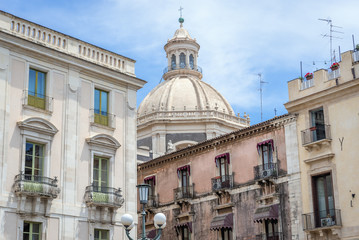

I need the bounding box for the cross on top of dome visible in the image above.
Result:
[178,6,184,27]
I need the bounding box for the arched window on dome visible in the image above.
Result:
[171,55,176,70]
[189,54,194,69]
[180,53,186,69]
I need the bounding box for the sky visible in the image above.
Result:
[2,0,359,124]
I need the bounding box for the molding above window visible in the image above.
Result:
[86,134,121,153]
[17,117,58,139]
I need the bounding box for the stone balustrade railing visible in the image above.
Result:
[0,11,135,75]
[137,110,250,126]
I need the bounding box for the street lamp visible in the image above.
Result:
[121,183,166,240]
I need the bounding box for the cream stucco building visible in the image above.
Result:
[0,11,145,239]
[285,50,359,239]
[137,18,250,161]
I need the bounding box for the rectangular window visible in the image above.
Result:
[94,89,109,126]
[144,177,155,198]
[28,69,46,109]
[181,226,191,240]
[310,107,325,141]
[23,222,41,240]
[219,229,232,240]
[261,143,273,169]
[93,156,109,191]
[264,220,278,240]
[25,142,44,179]
[94,229,109,240]
[313,173,335,228]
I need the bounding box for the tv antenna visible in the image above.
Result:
[258,73,268,122]
[318,18,343,64]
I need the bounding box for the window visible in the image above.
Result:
[264,220,278,240]
[180,53,186,68]
[171,54,176,69]
[94,89,109,126]
[25,142,44,179]
[144,176,155,198]
[181,226,191,240]
[93,156,109,191]
[189,54,194,69]
[219,229,232,240]
[313,173,335,227]
[94,229,109,240]
[23,222,41,240]
[28,69,46,109]
[260,142,273,170]
[310,107,325,141]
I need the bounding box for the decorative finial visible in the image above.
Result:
[178,6,184,27]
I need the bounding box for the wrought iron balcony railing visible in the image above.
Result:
[255,232,283,240]
[14,173,60,198]
[23,90,53,112]
[211,175,233,191]
[85,184,124,208]
[254,162,278,180]
[301,124,331,146]
[163,65,202,74]
[302,209,342,230]
[90,109,116,128]
[147,194,159,208]
[174,185,194,201]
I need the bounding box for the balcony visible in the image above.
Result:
[211,175,233,191]
[84,185,124,208]
[300,78,314,90]
[254,163,278,180]
[90,109,116,129]
[302,209,342,231]
[163,65,202,75]
[14,173,60,198]
[328,69,340,80]
[301,125,331,150]
[147,194,159,208]
[174,185,194,201]
[255,232,283,240]
[23,90,53,112]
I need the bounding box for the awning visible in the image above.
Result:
[177,165,190,176]
[253,204,279,223]
[174,222,192,233]
[144,175,156,185]
[147,229,156,239]
[256,139,274,151]
[210,213,233,231]
[215,153,230,166]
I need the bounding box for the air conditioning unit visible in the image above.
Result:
[262,169,273,178]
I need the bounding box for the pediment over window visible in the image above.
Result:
[86,134,121,152]
[17,117,58,137]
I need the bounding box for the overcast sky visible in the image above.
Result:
[2,0,359,124]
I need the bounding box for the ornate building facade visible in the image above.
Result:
[0,11,145,239]
[137,18,250,161]
[285,50,359,239]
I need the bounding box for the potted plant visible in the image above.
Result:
[330,62,339,71]
[305,72,313,80]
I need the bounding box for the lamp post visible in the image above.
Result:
[121,183,166,240]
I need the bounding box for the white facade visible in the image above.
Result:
[137,19,250,161]
[0,11,145,239]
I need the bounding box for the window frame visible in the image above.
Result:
[94,88,109,126]
[260,143,273,169]
[94,228,109,240]
[180,226,191,240]
[24,141,45,178]
[23,221,42,240]
[93,156,110,190]
[90,151,114,190]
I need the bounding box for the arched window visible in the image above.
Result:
[171,55,176,70]
[180,53,186,68]
[189,54,194,69]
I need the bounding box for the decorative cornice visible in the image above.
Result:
[138,114,296,171]
[86,134,121,151]
[17,117,58,136]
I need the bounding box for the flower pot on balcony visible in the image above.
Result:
[305,73,313,80]
[330,63,339,71]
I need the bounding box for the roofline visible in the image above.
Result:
[138,113,295,170]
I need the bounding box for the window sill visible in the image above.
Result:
[23,104,52,115]
[90,122,115,131]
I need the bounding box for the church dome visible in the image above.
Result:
[171,26,192,40]
[137,75,235,116]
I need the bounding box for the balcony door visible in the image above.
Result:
[264,220,278,240]
[180,169,189,195]
[93,156,109,192]
[25,142,44,180]
[261,143,273,170]
[313,173,335,227]
[310,107,325,141]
